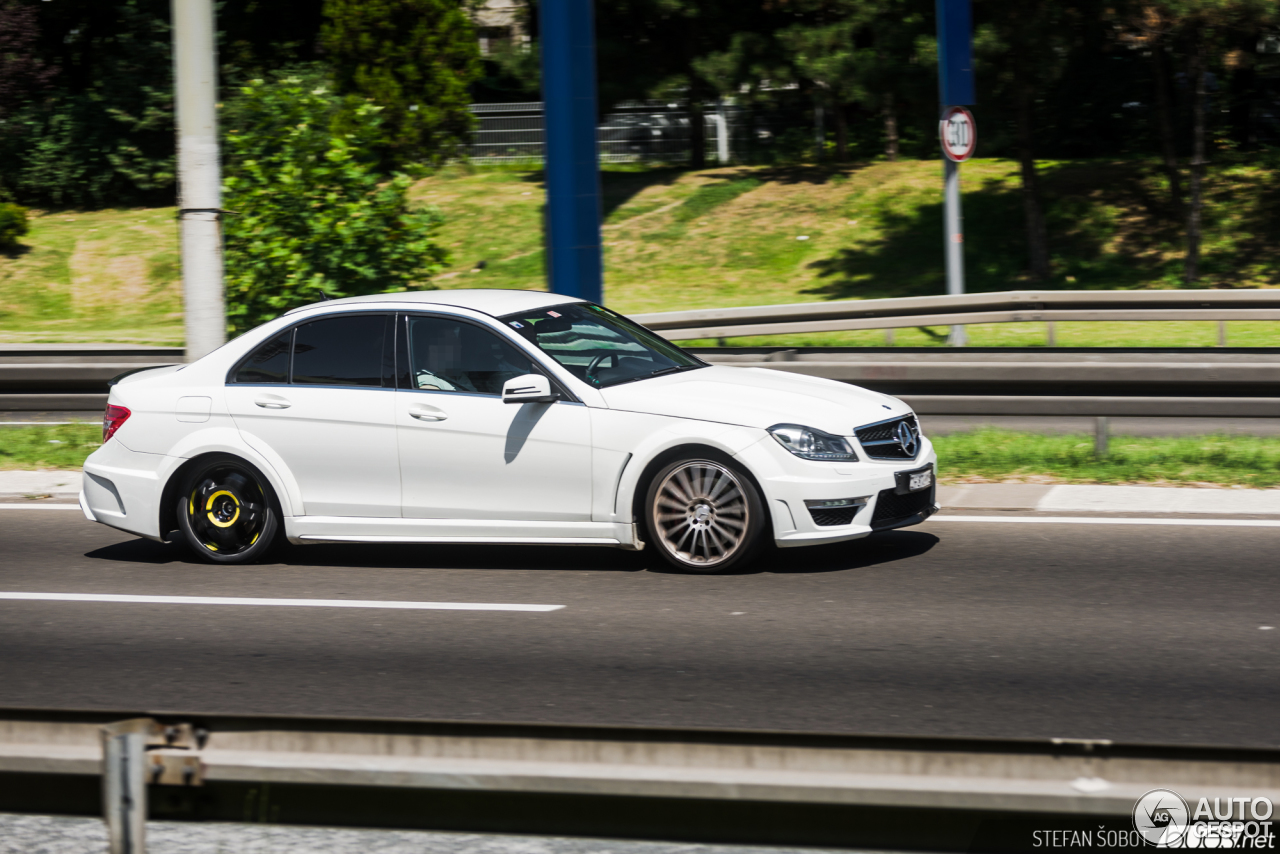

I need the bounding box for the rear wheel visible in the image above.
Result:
[176,457,279,564]
[644,455,765,573]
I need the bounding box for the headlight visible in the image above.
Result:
[768,424,858,462]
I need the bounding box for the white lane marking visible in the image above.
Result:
[0,592,564,612]
[930,515,1280,528]
[0,504,81,510]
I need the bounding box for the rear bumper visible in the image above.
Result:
[81,440,177,541]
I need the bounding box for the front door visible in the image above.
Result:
[395,314,592,521]
[226,313,401,517]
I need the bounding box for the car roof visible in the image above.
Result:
[284,289,586,317]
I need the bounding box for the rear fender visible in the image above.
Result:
[162,427,300,519]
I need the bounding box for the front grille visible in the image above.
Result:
[809,506,858,527]
[855,414,921,461]
[870,486,935,530]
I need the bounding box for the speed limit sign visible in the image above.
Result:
[940,106,976,162]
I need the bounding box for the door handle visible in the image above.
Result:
[409,405,447,422]
[254,396,291,409]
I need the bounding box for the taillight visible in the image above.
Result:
[103,404,131,443]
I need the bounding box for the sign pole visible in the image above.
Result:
[936,0,975,347]
[943,154,966,346]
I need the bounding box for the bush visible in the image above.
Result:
[0,203,29,249]
[222,77,447,333]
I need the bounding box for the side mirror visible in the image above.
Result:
[502,373,558,404]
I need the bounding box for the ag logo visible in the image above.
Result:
[1133,788,1189,847]
[896,420,919,456]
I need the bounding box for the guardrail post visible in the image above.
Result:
[884,327,895,346]
[1046,321,1056,347]
[102,719,152,854]
[1218,320,1227,347]
[1095,416,1110,458]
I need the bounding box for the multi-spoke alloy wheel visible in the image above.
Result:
[646,457,763,573]
[176,458,278,564]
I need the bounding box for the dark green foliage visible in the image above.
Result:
[222,77,446,332]
[0,0,55,120]
[0,203,29,249]
[322,0,482,170]
[0,0,174,208]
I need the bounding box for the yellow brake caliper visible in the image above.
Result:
[205,489,241,528]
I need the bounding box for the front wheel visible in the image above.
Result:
[644,455,765,573]
[176,457,279,564]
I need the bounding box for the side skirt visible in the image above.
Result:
[285,516,634,548]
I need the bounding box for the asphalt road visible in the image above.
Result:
[0,509,1276,748]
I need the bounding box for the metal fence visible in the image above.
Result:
[467,100,742,164]
[6,707,1280,853]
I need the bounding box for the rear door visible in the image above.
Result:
[226,313,401,517]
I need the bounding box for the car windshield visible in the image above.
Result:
[499,303,706,388]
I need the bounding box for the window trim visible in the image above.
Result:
[226,311,394,389]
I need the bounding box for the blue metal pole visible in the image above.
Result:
[539,0,604,304]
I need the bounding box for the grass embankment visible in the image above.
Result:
[5,157,1280,345]
[0,424,101,471]
[7,424,1280,488]
[0,207,183,344]
[934,429,1280,488]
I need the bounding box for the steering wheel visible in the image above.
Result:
[585,353,613,382]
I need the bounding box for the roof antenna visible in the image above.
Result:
[318,286,330,301]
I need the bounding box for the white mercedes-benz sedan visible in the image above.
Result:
[81,289,937,573]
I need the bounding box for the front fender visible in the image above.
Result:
[591,409,763,524]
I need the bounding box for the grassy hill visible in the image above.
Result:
[4,156,1280,346]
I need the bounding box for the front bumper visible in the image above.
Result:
[735,433,939,548]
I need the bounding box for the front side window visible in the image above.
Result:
[292,314,389,387]
[405,315,533,395]
[500,303,704,388]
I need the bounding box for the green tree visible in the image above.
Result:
[321,0,482,170]
[222,77,446,333]
[1128,0,1279,283]
[596,0,745,169]
[0,0,174,207]
[778,0,932,161]
[975,0,1097,281]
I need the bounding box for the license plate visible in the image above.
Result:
[908,470,933,491]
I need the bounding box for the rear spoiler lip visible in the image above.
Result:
[107,365,179,388]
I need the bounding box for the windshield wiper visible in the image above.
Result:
[650,366,682,377]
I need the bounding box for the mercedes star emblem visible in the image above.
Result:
[896,420,918,456]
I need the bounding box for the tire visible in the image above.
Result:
[644,454,766,574]
[176,456,280,564]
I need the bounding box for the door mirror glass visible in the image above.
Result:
[502,373,557,404]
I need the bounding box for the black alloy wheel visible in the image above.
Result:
[176,457,279,564]
[644,454,766,574]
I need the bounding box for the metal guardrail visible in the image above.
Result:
[634,289,1280,341]
[2,707,1279,852]
[690,349,1280,417]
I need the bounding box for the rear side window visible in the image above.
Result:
[292,314,389,387]
[233,331,292,384]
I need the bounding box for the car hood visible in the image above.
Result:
[598,365,910,435]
